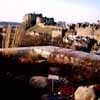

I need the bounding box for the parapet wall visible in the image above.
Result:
[0,46,100,80]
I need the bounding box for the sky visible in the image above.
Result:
[0,0,100,23]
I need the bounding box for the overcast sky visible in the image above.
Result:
[0,0,100,23]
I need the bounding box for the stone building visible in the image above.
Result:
[52,30,62,38]
[23,13,56,27]
[36,15,42,24]
[23,13,42,28]
[42,17,55,25]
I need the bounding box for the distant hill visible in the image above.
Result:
[0,21,20,27]
[27,25,54,34]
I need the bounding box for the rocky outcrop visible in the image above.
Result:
[74,86,96,100]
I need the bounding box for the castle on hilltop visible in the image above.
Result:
[23,13,56,28]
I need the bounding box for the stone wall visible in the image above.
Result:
[0,46,100,81]
[76,27,100,41]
